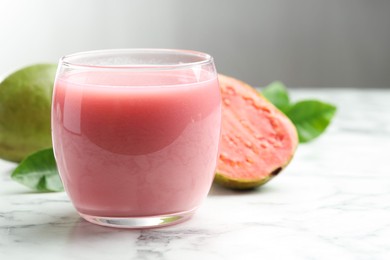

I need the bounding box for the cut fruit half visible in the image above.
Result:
[215,74,298,189]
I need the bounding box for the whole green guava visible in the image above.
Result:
[0,64,57,162]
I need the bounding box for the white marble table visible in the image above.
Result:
[1,89,389,260]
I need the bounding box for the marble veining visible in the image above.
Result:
[1,88,390,259]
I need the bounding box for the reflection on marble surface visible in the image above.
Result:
[1,89,390,259]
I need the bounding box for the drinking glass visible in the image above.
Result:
[52,49,221,228]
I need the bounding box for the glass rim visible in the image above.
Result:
[60,48,214,70]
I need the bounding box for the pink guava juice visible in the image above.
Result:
[52,69,221,218]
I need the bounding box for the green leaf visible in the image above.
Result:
[11,148,63,192]
[262,81,291,113]
[286,100,337,143]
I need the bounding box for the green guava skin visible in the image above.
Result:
[214,172,274,190]
[0,64,57,162]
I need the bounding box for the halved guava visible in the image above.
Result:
[215,74,298,189]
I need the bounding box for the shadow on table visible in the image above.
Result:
[67,217,139,241]
[7,211,139,248]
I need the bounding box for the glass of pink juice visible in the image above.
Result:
[52,49,221,228]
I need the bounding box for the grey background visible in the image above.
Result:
[1,0,389,87]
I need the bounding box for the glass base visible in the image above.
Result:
[79,208,196,229]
